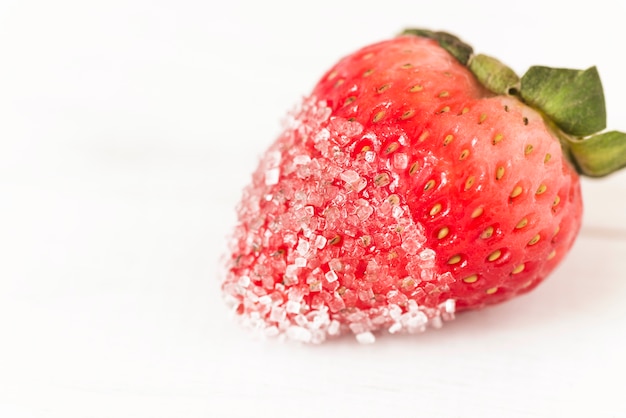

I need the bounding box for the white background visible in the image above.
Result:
[1,1,626,417]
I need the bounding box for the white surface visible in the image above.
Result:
[1,1,626,417]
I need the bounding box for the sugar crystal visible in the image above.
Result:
[325,270,338,283]
[246,291,264,305]
[354,177,367,192]
[393,153,408,169]
[284,265,299,285]
[287,286,306,301]
[285,300,301,314]
[340,170,359,184]
[314,128,330,143]
[294,154,311,165]
[438,272,456,285]
[355,331,376,344]
[265,326,280,337]
[285,264,298,276]
[307,192,324,207]
[356,204,374,221]
[310,331,326,344]
[406,311,428,331]
[327,320,341,336]
[388,304,402,320]
[296,238,310,256]
[430,316,443,329]
[328,293,346,312]
[388,323,402,334]
[419,248,436,266]
[419,269,434,282]
[269,305,287,323]
[328,258,343,272]
[222,96,458,344]
[444,298,456,314]
[366,259,379,274]
[330,117,364,138]
[294,314,308,327]
[315,104,332,122]
[315,235,327,249]
[286,326,312,343]
[237,275,251,288]
[401,235,422,255]
[386,289,408,306]
[310,309,330,329]
[392,205,404,218]
[265,150,282,167]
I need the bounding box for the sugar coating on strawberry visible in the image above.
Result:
[221,35,584,343]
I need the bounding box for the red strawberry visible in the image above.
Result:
[221,30,626,343]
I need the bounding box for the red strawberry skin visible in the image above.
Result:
[222,35,582,343]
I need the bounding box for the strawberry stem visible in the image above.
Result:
[468,54,520,96]
[400,29,473,65]
[402,28,626,178]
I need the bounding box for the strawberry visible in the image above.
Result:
[221,29,626,343]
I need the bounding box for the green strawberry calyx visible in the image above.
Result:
[402,28,626,178]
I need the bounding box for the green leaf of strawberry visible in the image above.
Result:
[568,131,626,177]
[520,65,606,137]
[221,29,625,343]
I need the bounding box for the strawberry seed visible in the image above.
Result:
[430,203,443,216]
[471,207,484,218]
[536,184,547,195]
[515,218,529,229]
[480,226,494,239]
[510,185,523,198]
[373,111,385,122]
[528,234,541,246]
[525,144,534,155]
[512,264,525,274]
[487,249,502,262]
[463,274,478,283]
[496,166,505,180]
[437,226,450,239]
[401,109,415,120]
